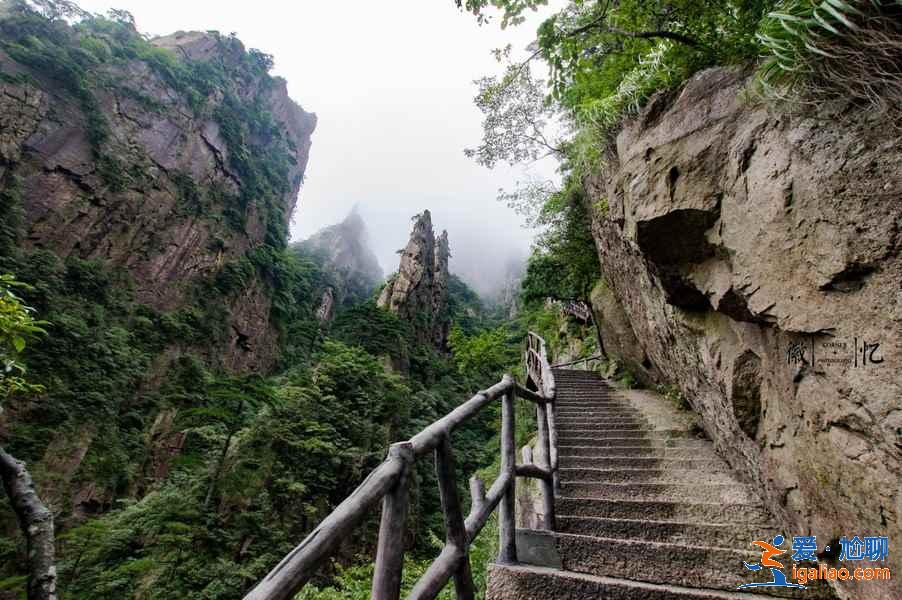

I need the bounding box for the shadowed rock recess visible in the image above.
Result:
[489,369,836,600]
[584,67,900,599]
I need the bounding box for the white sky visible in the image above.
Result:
[77,0,559,295]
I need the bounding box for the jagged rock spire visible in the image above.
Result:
[378,210,451,350]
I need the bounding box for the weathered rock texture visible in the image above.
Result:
[0,29,316,371]
[378,210,451,349]
[297,209,383,315]
[587,67,900,600]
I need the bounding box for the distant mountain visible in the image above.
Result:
[295,210,383,316]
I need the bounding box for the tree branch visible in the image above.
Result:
[565,12,701,48]
[0,446,57,600]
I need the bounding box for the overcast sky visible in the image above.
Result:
[77,0,558,295]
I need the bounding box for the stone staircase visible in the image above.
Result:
[487,369,835,600]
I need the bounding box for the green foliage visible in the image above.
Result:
[0,274,47,400]
[330,301,412,360]
[520,177,600,305]
[755,0,902,111]
[0,175,24,256]
[0,4,111,160]
[657,382,689,410]
[446,274,489,335]
[466,0,776,180]
[448,324,518,381]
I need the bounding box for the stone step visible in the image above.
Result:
[547,531,830,599]
[557,515,778,548]
[557,435,704,448]
[555,498,774,524]
[556,415,643,422]
[554,396,632,406]
[554,383,609,389]
[555,387,618,392]
[556,399,624,404]
[556,413,640,419]
[487,563,791,600]
[557,421,648,429]
[555,409,640,417]
[559,456,728,470]
[556,419,654,432]
[558,467,738,484]
[559,481,755,503]
[555,386,612,391]
[558,445,719,459]
[557,424,648,431]
[556,403,626,408]
[558,430,696,442]
[555,406,637,413]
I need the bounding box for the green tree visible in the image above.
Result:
[0,274,46,400]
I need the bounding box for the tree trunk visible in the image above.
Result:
[0,446,57,600]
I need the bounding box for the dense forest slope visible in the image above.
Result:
[587,67,901,600]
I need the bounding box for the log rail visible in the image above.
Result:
[244,332,558,600]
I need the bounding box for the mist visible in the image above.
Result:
[75,0,558,298]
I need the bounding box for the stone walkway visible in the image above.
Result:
[487,369,835,599]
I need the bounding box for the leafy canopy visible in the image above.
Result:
[0,274,46,400]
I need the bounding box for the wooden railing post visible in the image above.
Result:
[436,434,475,600]
[534,402,556,531]
[547,401,560,497]
[371,442,413,600]
[497,385,517,564]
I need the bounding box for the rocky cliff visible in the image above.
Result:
[297,209,383,318]
[587,67,900,599]
[0,17,316,371]
[378,210,451,350]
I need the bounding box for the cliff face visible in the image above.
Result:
[0,25,316,370]
[297,210,383,316]
[588,67,900,599]
[378,210,451,350]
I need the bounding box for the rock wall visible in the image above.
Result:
[587,67,901,600]
[378,210,451,350]
[0,28,316,371]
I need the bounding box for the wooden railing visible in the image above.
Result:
[244,332,558,600]
[561,300,592,322]
[552,353,605,371]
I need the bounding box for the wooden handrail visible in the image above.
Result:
[551,353,605,369]
[243,332,559,600]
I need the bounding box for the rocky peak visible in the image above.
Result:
[297,209,383,310]
[378,210,451,350]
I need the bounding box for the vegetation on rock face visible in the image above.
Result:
[755,0,902,112]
